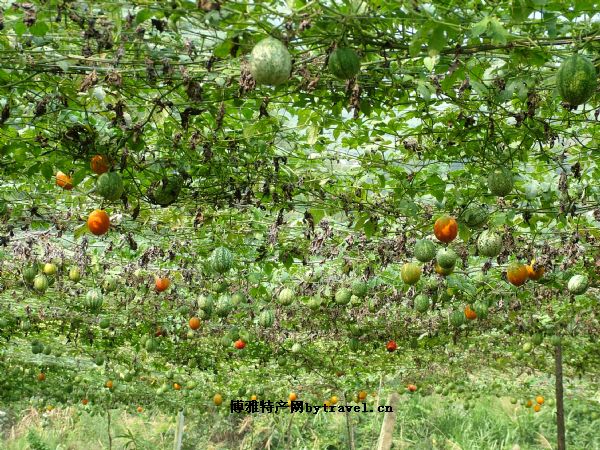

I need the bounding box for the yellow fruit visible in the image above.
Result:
[330,395,338,405]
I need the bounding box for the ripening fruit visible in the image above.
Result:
[155,276,170,292]
[69,266,81,282]
[189,317,200,330]
[358,390,367,401]
[234,339,246,350]
[289,392,297,402]
[213,394,223,406]
[137,406,143,413]
[87,210,110,236]
[464,305,477,320]
[400,262,421,285]
[105,380,114,389]
[507,262,528,287]
[330,395,338,405]
[434,263,454,276]
[407,384,417,392]
[43,263,57,276]
[56,171,74,190]
[173,383,181,391]
[525,399,533,408]
[250,394,257,401]
[533,404,541,412]
[536,396,544,405]
[90,155,110,174]
[526,260,545,281]
[433,215,458,243]
[37,372,46,382]
[81,399,89,405]
[386,340,397,352]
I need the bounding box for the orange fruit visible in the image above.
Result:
[536,396,544,405]
[526,261,545,281]
[323,400,331,407]
[90,155,110,174]
[56,171,74,190]
[173,383,181,390]
[289,392,297,402]
[434,215,458,243]
[250,394,257,401]
[507,262,529,287]
[330,395,338,405]
[533,404,541,412]
[464,305,477,320]
[358,390,367,401]
[87,209,110,236]
[213,393,223,406]
[525,399,533,408]
[189,317,200,330]
[81,399,89,405]
[37,372,46,382]
[137,406,143,413]
[155,277,170,292]
[105,380,113,389]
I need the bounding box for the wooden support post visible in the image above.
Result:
[376,393,400,450]
[555,342,566,450]
[173,409,184,450]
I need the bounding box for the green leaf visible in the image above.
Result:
[471,17,490,37]
[488,18,508,45]
[40,162,53,180]
[29,22,49,37]
[307,125,320,145]
[135,9,154,24]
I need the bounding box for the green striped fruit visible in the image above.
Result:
[231,292,245,306]
[473,301,488,319]
[278,288,294,306]
[249,37,292,86]
[462,205,488,228]
[335,288,352,305]
[23,266,38,285]
[450,310,466,327]
[211,247,233,274]
[198,295,214,315]
[567,274,588,295]
[328,48,360,80]
[33,274,49,293]
[147,173,183,207]
[414,294,430,313]
[84,289,103,312]
[96,172,124,201]
[556,55,597,106]
[414,239,436,263]
[351,280,368,298]
[258,309,274,328]
[436,248,457,270]
[477,230,502,258]
[102,276,118,293]
[487,169,513,197]
[215,294,232,317]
